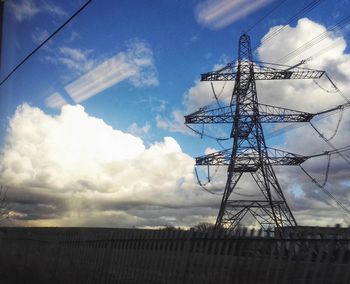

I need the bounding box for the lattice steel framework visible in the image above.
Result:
[185,34,325,231]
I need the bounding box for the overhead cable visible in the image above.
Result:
[194,166,222,195]
[185,124,230,141]
[324,73,350,103]
[244,0,289,34]
[278,15,350,64]
[309,122,350,166]
[0,0,92,86]
[326,108,344,141]
[313,79,338,94]
[305,41,343,64]
[299,165,350,214]
[253,0,324,51]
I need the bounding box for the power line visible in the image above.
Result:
[278,15,350,64]
[194,166,223,195]
[252,0,324,52]
[185,124,231,141]
[244,0,289,34]
[214,0,325,68]
[299,164,350,214]
[265,71,350,141]
[309,121,350,166]
[323,73,350,103]
[326,107,344,141]
[211,81,225,109]
[0,0,92,87]
[266,9,350,134]
[313,78,339,94]
[306,41,342,63]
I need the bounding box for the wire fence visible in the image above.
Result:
[0,227,349,283]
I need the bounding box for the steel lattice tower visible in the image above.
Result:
[185,34,326,231]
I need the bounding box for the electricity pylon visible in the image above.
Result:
[185,34,326,231]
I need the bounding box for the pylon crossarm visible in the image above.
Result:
[201,62,237,81]
[201,60,324,81]
[258,103,314,122]
[252,61,324,80]
[195,148,231,165]
[185,105,233,124]
[195,147,309,167]
[185,102,314,124]
[265,147,309,165]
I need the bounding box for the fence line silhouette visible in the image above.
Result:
[0,227,349,283]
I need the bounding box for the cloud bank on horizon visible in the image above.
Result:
[0,103,219,227]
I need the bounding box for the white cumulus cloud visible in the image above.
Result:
[256,18,350,112]
[0,104,218,227]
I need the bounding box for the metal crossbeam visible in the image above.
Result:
[195,147,308,168]
[221,200,292,230]
[201,61,324,81]
[185,103,314,124]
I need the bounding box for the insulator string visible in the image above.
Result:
[327,107,344,141]
[322,154,331,187]
[211,82,227,109]
[324,73,350,103]
[313,79,338,94]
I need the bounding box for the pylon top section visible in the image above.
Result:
[238,34,253,61]
[200,34,324,83]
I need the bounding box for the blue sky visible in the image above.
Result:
[1,0,350,228]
